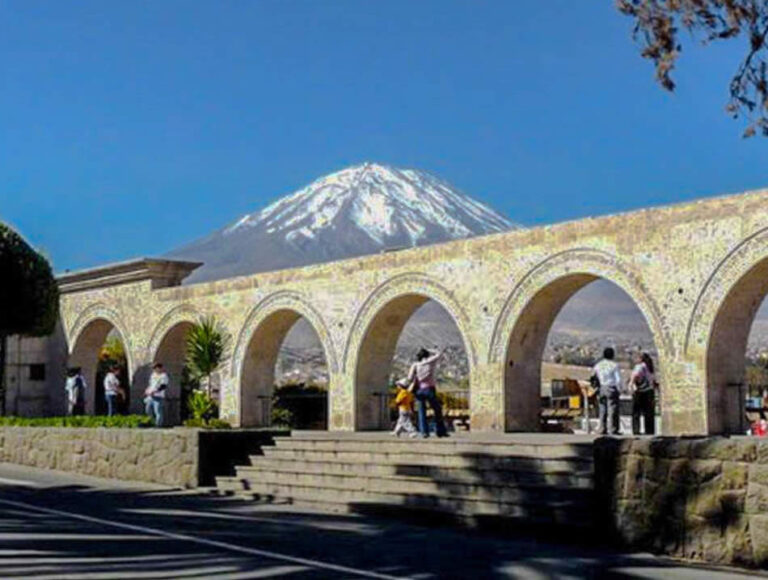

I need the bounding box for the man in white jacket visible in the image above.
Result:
[144,362,169,427]
[592,347,622,436]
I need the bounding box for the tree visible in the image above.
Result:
[618,0,768,136]
[184,316,230,398]
[0,223,59,414]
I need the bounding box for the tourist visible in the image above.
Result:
[65,367,86,416]
[103,365,121,417]
[629,352,657,435]
[591,347,622,436]
[391,379,418,438]
[144,362,169,427]
[407,347,448,438]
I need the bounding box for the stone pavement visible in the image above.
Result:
[0,461,762,579]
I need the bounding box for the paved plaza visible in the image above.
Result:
[0,462,761,579]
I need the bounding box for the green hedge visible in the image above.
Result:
[0,415,154,428]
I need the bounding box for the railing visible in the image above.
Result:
[372,388,471,431]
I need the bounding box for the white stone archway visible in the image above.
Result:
[489,249,670,432]
[232,291,337,428]
[344,273,477,431]
[685,227,768,434]
[67,304,133,415]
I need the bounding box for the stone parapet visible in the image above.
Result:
[0,427,278,488]
[595,436,768,568]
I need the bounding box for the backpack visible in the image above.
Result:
[73,376,85,401]
[633,366,652,392]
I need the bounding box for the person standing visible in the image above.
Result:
[391,379,418,438]
[144,362,169,427]
[629,352,657,435]
[592,347,622,436]
[65,368,86,416]
[407,347,448,438]
[103,365,121,417]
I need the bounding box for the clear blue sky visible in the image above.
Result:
[1,0,765,271]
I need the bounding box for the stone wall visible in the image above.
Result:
[0,427,199,487]
[595,436,768,568]
[0,427,279,488]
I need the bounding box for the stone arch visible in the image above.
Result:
[146,304,201,360]
[345,272,477,431]
[233,291,337,427]
[685,227,768,434]
[146,304,202,424]
[68,304,133,415]
[489,249,669,432]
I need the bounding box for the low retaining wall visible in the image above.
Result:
[595,436,768,568]
[0,427,279,488]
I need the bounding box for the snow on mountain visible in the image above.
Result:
[167,163,516,283]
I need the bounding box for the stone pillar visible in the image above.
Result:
[470,362,505,432]
[329,373,354,431]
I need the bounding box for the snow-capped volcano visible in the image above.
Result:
[167,163,516,283]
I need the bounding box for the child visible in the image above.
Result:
[392,379,418,438]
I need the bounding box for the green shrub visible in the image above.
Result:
[187,390,218,421]
[0,415,153,428]
[270,407,294,428]
[272,383,326,429]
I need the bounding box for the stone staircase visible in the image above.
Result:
[215,433,597,530]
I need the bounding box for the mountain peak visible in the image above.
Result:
[169,163,517,283]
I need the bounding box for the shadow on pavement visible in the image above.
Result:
[0,479,758,579]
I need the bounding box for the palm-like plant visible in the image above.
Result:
[185,316,230,398]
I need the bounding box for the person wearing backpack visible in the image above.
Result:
[629,352,657,435]
[65,367,86,416]
[144,362,169,427]
[591,347,622,436]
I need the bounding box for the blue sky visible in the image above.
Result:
[1,0,766,271]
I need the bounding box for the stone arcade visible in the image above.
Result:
[51,187,768,436]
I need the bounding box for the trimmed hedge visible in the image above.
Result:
[0,415,153,428]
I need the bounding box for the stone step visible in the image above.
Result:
[239,458,593,488]
[215,476,592,527]
[272,437,593,459]
[233,466,593,501]
[258,448,593,472]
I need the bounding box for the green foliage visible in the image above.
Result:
[185,316,230,392]
[187,390,218,421]
[0,415,152,428]
[182,417,232,429]
[100,335,126,365]
[0,223,59,337]
[270,407,294,428]
[746,364,768,396]
[272,383,327,429]
[618,0,768,137]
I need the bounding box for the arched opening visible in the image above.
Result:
[707,257,768,434]
[240,310,329,429]
[504,276,660,433]
[355,296,470,431]
[152,321,195,425]
[69,319,130,415]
